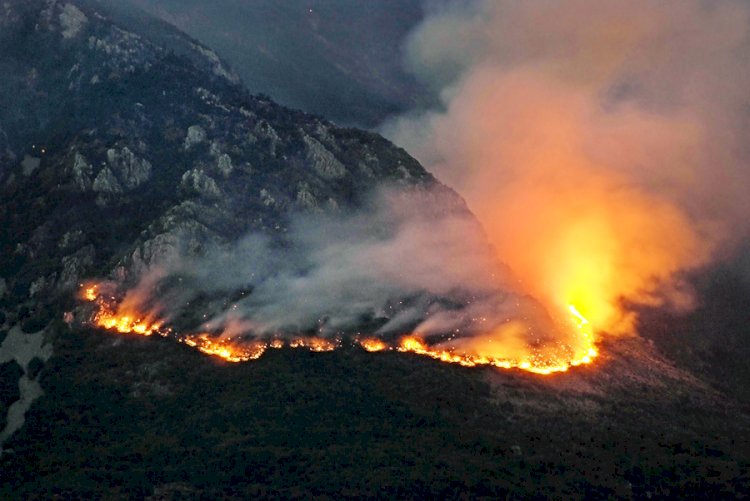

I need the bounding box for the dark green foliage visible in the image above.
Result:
[1,327,748,499]
[0,360,23,431]
[0,361,23,407]
[26,358,44,380]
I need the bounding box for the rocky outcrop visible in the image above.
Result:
[184,125,207,150]
[0,0,452,308]
[180,168,221,199]
[106,147,152,190]
[92,167,122,194]
[303,134,347,180]
[71,153,92,190]
[59,3,88,40]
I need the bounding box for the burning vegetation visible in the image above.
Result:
[79,282,598,374]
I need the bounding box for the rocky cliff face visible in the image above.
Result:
[0,0,461,318]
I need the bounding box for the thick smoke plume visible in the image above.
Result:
[385,0,750,334]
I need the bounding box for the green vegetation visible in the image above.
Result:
[1,323,748,499]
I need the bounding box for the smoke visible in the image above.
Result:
[384,0,750,334]
[102,187,593,365]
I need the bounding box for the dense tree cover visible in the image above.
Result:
[2,323,748,499]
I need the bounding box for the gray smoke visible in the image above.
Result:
[118,187,568,353]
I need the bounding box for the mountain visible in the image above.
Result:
[0,1,749,498]
[0,0,449,311]
[108,0,428,128]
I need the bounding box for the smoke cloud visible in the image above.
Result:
[384,0,750,334]
[104,187,589,364]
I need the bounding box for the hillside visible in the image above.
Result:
[0,1,748,498]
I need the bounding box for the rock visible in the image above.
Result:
[296,183,319,211]
[184,125,207,150]
[303,135,347,180]
[21,155,40,177]
[217,153,234,177]
[58,246,95,290]
[92,166,123,194]
[189,43,240,84]
[127,218,216,275]
[28,277,46,298]
[58,230,85,250]
[260,189,276,207]
[253,121,279,155]
[106,147,151,189]
[180,168,221,199]
[71,152,92,190]
[59,3,88,40]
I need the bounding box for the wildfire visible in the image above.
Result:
[80,283,166,337]
[289,336,339,352]
[356,337,389,352]
[181,334,267,362]
[79,283,598,372]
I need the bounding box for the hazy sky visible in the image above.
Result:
[110,0,427,127]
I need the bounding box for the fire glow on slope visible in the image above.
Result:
[80,284,597,374]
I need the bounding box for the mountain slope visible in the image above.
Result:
[0,0,452,315]
[112,0,427,127]
[0,2,749,498]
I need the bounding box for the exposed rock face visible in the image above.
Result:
[92,167,122,194]
[184,125,207,150]
[180,168,221,199]
[71,153,92,190]
[303,134,347,180]
[106,147,151,189]
[59,3,88,39]
[0,0,458,307]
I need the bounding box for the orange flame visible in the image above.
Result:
[79,283,598,373]
[289,336,339,352]
[181,334,267,362]
[357,337,389,352]
[391,303,598,374]
[80,283,166,336]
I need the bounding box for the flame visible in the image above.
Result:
[181,334,267,362]
[357,337,389,352]
[289,336,339,352]
[79,283,598,373]
[80,283,166,336]
[83,286,97,302]
[394,304,598,375]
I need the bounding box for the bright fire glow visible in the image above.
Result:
[357,337,389,352]
[181,334,267,362]
[79,283,598,372]
[394,303,598,375]
[80,283,166,336]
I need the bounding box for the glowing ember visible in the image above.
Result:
[181,334,266,362]
[357,337,389,352]
[289,336,338,352]
[83,286,97,302]
[79,283,598,374]
[392,305,599,374]
[80,283,165,337]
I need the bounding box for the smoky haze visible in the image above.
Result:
[102,0,426,127]
[384,0,750,335]
[108,187,586,363]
